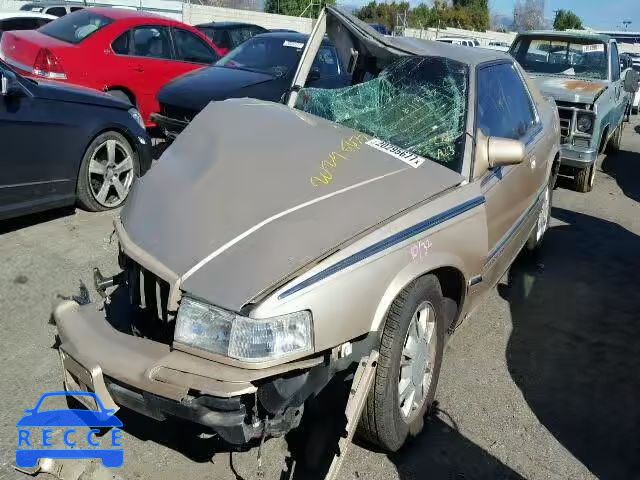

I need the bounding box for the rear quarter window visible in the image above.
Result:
[40,10,112,44]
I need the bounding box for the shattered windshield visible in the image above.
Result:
[512,38,608,80]
[295,56,468,172]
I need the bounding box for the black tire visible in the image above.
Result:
[606,124,622,153]
[76,131,139,212]
[573,163,595,193]
[526,174,553,252]
[358,275,445,452]
[106,89,133,106]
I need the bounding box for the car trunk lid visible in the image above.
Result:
[0,30,69,76]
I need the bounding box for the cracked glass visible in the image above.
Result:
[295,56,469,172]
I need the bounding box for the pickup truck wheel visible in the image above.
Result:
[77,131,139,211]
[573,163,595,193]
[526,179,552,252]
[606,125,622,153]
[358,275,445,452]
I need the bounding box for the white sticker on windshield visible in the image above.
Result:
[366,139,425,168]
[583,44,604,53]
[283,41,305,49]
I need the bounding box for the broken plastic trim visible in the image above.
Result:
[295,56,469,172]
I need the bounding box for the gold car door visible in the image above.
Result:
[475,62,545,289]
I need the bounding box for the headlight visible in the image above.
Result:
[576,114,593,133]
[128,108,145,129]
[174,297,313,362]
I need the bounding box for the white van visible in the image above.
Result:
[435,37,479,47]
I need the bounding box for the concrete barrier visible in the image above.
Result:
[0,0,313,32]
[404,26,516,46]
[182,4,311,32]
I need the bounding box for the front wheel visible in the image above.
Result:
[573,163,595,193]
[526,178,552,252]
[606,124,622,153]
[358,275,445,452]
[76,131,138,212]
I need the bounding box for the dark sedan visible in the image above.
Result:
[152,32,351,139]
[195,21,268,55]
[0,60,152,221]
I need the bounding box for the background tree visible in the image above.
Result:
[356,0,489,31]
[264,0,335,17]
[553,9,583,30]
[513,0,545,31]
[354,1,410,31]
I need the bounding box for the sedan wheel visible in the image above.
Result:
[358,275,445,452]
[535,184,550,243]
[526,175,553,252]
[77,132,138,212]
[89,139,135,208]
[398,302,437,421]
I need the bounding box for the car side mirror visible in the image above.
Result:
[474,130,525,179]
[488,137,525,167]
[1,70,21,97]
[623,68,640,93]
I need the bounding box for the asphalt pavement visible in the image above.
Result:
[1,121,640,480]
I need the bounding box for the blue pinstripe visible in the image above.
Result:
[278,196,486,300]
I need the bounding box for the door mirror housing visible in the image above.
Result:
[0,70,21,97]
[623,68,640,93]
[474,129,525,179]
[488,137,525,167]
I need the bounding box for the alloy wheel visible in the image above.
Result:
[88,139,135,208]
[536,185,550,242]
[398,301,437,422]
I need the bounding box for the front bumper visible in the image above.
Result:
[560,144,598,168]
[53,300,324,444]
[135,134,153,175]
[150,113,188,140]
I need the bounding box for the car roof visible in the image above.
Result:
[88,7,170,22]
[324,8,508,68]
[22,3,66,7]
[252,31,332,46]
[516,30,612,43]
[387,36,511,67]
[0,10,56,19]
[195,21,264,29]
[437,37,475,41]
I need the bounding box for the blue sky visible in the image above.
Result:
[491,0,640,30]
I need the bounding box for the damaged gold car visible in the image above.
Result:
[54,8,560,452]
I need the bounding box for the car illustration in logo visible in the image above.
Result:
[16,391,123,468]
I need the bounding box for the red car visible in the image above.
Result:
[0,8,223,126]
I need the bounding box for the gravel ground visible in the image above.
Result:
[1,122,639,480]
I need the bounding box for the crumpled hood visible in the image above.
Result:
[530,75,608,104]
[121,98,463,310]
